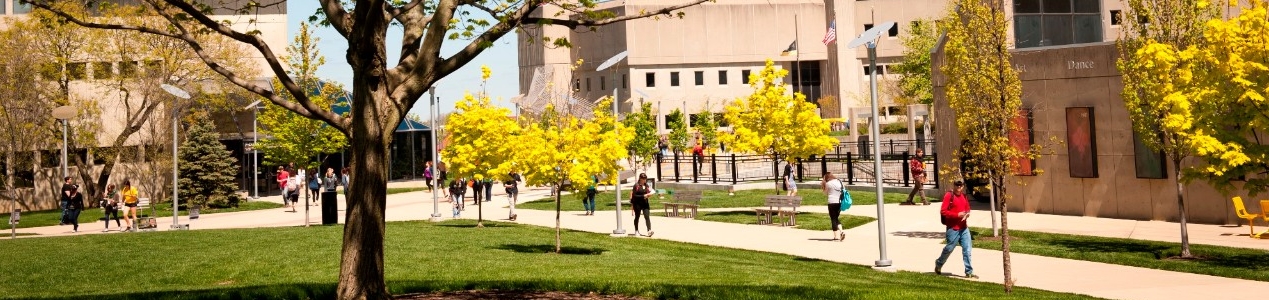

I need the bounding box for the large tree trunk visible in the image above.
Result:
[1173,157,1191,258]
[335,4,395,299]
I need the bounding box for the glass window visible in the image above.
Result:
[1015,15,1043,48]
[741,70,751,84]
[1042,15,1074,46]
[888,24,899,37]
[645,72,655,87]
[1073,15,1103,43]
[1073,0,1099,13]
[67,63,86,80]
[93,62,113,80]
[574,79,581,91]
[1014,0,1041,13]
[622,74,628,89]
[1110,10,1123,25]
[600,76,606,90]
[670,72,680,87]
[1042,0,1071,13]
[12,0,32,14]
[119,61,138,78]
[694,71,704,86]
[585,78,591,91]
[718,70,728,85]
[0,1,5,14]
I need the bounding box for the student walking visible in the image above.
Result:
[60,177,75,226]
[471,178,483,204]
[276,166,291,208]
[65,184,84,233]
[903,149,930,205]
[307,170,321,205]
[822,172,845,241]
[120,180,139,231]
[482,177,493,202]
[286,175,301,212]
[630,173,655,237]
[423,161,435,191]
[449,178,465,212]
[100,184,122,232]
[583,175,598,215]
[784,162,798,196]
[504,172,521,221]
[935,180,977,279]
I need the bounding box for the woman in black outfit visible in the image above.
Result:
[630,173,655,237]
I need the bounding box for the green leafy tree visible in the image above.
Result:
[26,0,711,297]
[623,102,658,170]
[1116,0,1219,259]
[667,109,689,154]
[720,60,837,190]
[940,0,1024,292]
[694,109,719,154]
[255,22,348,170]
[891,18,938,106]
[177,110,241,208]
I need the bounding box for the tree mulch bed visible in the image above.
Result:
[395,290,645,300]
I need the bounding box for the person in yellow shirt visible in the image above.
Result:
[120,180,139,231]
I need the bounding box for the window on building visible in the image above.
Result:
[93,62,113,80]
[600,76,606,90]
[1110,10,1122,25]
[119,61,138,78]
[66,63,86,80]
[622,74,628,89]
[143,60,163,77]
[586,78,591,91]
[574,79,581,91]
[718,70,728,85]
[863,23,873,31]
[12,0,32,14]
[741,70,751,84]
[694,71,704,86]
[670,72,680,87]
[1014,0,1103,48]
[888,24,899,37]
[0,1,5,14]
[646,72,655,87]
[863,66,872,75]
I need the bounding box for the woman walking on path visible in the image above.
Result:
[903,149,930,206]
[449,178,465,211]
[120,180,139,231]
[65,185,84,233]
[423,161,435,191]
[784,162,798,196]
[100,184,122,232]
[630,173,655,237]
[307,169,321,205]
[504,171,521,221]
[822,172,845,241]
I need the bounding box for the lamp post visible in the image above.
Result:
[161,83,191,231]
[51,106,76,179]
[245,100,263,199]
[597,50,629,236]
[429,87,442,222]
[849,21,897,270]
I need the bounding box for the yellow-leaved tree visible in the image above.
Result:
[442,67,521,227]
[941,0,1025,292]
[720,60,836,191]
[1117,0,1219,259]
[516,97,631,253]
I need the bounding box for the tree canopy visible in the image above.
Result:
[720,60,836,162]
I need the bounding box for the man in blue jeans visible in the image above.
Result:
[935,180,977,279]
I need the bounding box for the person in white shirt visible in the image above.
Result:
[822,172,845,242]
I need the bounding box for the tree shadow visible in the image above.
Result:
[1047,239,1269,270]
[891,231,946,239]
[492,244,607,255]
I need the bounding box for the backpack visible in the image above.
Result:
[838,180,852,211]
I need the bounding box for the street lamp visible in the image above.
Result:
[849,21,896,270]
[597,50,629,236]
[244,100,263,200]
[429,86,443,222]
[161,83,191,231]
[51,106,76,179]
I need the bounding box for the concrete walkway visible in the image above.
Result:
[7,182,1266,299]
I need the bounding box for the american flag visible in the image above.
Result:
[822,20,837,45]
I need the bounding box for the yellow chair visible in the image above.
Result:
[1232,197,1263,238]
[1260,200,1269,238]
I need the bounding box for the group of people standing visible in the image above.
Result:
[441,167,521,222]
[58,176,140,233]
[275,163,347,212]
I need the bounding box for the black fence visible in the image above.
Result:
[655,140,938,189]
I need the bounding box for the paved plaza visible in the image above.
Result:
[8,180,1265,300]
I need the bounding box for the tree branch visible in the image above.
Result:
[523,0,710,29]
[318,0,353,38]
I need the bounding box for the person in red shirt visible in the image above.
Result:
[276,166,291,209]
[935,180,977,279]
[903,149,929,205]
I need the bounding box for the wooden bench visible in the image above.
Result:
[755,195,802,226]
[662,190,703,218]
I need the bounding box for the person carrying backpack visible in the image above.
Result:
[822,172,846,242]
[935,180,977,279]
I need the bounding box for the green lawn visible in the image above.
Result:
[970,227,1269,282]
[5,187,430,229]
[519,189,911,212]
[0,221,1093,299]
[657,210,876,231]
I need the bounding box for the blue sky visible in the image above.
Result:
[286,2,520,119]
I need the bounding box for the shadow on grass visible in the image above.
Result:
[1047,239,1172,258]
[891,231,946,239]
[33,283,337,300]
[1047,238,1269,271]
[492,244,607,255]
[435,222,514,228]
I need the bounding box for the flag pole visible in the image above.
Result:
[794,14,800,97]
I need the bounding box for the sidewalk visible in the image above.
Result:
[8,184,1265,300]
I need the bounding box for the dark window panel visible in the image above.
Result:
[1014,0,1041,13]
[1043,0,1071,13]
[1074,15,1103,43]
[694,71,704,86]
[1042,15,1074,46]
[1073,0,1099,13]
[670,72,680,87]
[645,72,655,87]
[718,70,728,85]
[741,70,751,84]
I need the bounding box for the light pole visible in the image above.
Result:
[161,83,191,231]
[245,100,263,200]
[429,87,442,222]
[849,21,896,270]
[597,50,629,236]
[51,106,76,179]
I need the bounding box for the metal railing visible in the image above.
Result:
[655,140,938,189]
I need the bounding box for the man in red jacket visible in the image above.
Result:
[935,180,977,279]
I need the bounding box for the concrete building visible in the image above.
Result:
[0,1,289,213]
